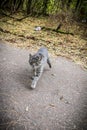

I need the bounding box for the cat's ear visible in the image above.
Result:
[39,54,44,60]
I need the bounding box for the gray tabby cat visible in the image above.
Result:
[29,47,51,89]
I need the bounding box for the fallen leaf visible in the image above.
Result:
[51,73,56,76]
[49,104,55,107]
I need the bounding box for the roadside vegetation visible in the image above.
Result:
[0,0,87,68]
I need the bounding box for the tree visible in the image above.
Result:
[75,0,82,11]
[42,0,49,15]
[27,0,32,14]
[67,0,72,9]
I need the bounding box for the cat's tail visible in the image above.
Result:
[47,58,51,68]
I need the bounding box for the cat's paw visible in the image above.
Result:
[31,82,36,89]
[31,84,36,89]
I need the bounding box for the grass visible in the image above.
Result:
[0,12,87,69]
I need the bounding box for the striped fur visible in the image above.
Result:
[29,47,51,89]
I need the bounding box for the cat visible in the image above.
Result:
[29,47,51,89]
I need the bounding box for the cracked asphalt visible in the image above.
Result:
[0,41,87,130]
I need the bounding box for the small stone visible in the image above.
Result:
[51,73,56,76]
[25,106,29,111]
[65,100,69,104]
[60,96,63,100]
[73,125,76,129]
[49,104,55,107]
[34,26,41,31]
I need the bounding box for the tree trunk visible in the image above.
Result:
[27,0,32,14]
[75,0,82,11]
[67,0,72,9]
[42,0,49,15]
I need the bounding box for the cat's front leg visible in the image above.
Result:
[36,66,43,78]
[30,67,43,89]
[34,68,37,76]
[31,80,37,89]
[31,76,39,89]
[31,68,36,80]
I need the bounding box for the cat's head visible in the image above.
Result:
[29,53,43,68]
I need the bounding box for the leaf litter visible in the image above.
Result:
[0,12,87,69]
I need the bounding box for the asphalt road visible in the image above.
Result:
[0,42,87,130]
